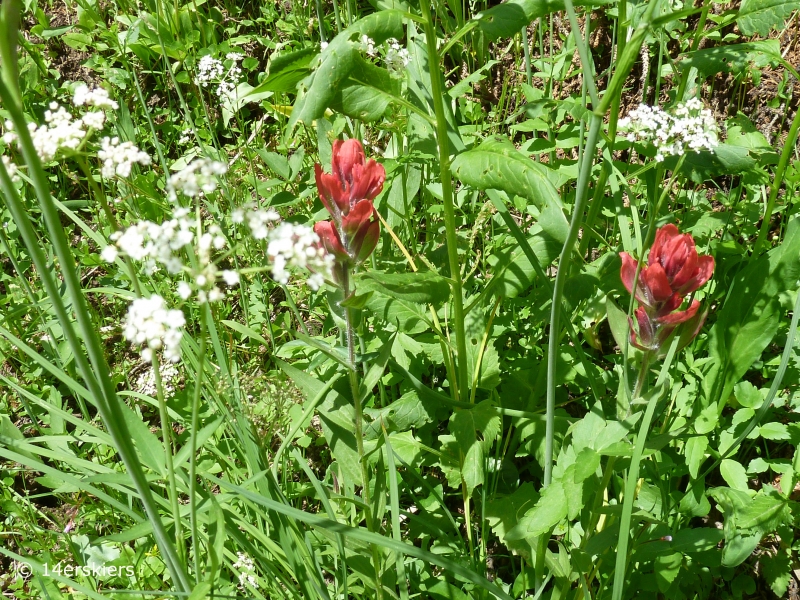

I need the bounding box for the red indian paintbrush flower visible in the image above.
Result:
[313,139,384,273]
[620,224,714,351]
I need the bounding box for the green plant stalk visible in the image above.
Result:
[152,359,185,566]
[544,114,602,486]
[0,5,190,588]
[188,308,208,582]
[341,268,383,600]
[753,106,800,254]
[419,0,469,403]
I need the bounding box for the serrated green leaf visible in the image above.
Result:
[737,0,800,36]
[720,459,749,492]
[507,480,568,539]
[679,40,781,78]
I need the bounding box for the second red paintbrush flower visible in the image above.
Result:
[313,139,385,274]
[620,224,714,350]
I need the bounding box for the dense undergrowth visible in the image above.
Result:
[0,0,799,598]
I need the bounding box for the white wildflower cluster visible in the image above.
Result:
[2,103,86,163]
[123,295,185,363]
[359,35,377,56]
[232,204,279,239]
[72,84,119,110]
[385,38,410,76]
[2,156,19,183]
[167,158,228,201]
[102,208,195,274]
[135,361,180,397]
[266,222,333,291]
[618,98,719,162]
[195,52,245,100]
[103,209,238,303]
[98,136,151,178]
[232,552,257,590]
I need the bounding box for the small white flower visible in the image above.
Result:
[82,111,106,130]
[123,295,185,363]
[177,281,192,300]
[2,156,19,183]
[266,222,334,290]
[385,39,410,76]
[101,244,119,262]
[195,55,224,86]
[232,552,257,591]
[359,35,376,56]
[320,41,329,50]
[73,84,119,110]
[98,136,151,178]
[236,205,279,239]
[221,270,240,286]
[167,158,228,200]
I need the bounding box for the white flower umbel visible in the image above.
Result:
[105,209,195,274]
[124,295,185,363]
[195,52,245,100]
[72,84,119,110]
[266,222,333,291]
[232,552,257,591]
[618,98,719,162]
[195,55,224,86]
[359,35,377,56]
[2,156,19,183]
[167,158,228,201]
[9,103,87,162]
[232,205,280,239]
[385,39,410,76]
[135,361,180,397]
[81,111,106,130]
[98,136,151,178]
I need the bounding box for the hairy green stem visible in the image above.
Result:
[544,114,602,486]
[419,0,469,402]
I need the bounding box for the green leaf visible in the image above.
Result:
[451,137,561,209]
[287,10,404,130]
[734,381,762,409]
[448,401,501,495]
[759,422,790,440]
[485,483,540,557]
[246,47,317,95]
[475,0,595,40]
[737,0,800,36]
[507,480,568,538]
[655,553,682,593]
[357,270,451,306]
[761,551,792,597]
[720,459,749,492]
[666,144,757,183]
[685,436,708,479]
[679,40,782,78]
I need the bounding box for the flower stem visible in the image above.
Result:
[341,268,383,599]
[188,307,208,582]
[419,0,469,403]
[152,358,185,567]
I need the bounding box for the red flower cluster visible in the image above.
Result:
[620,224,714,351]
[314,139,385,281]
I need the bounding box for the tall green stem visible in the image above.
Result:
[152,359,185,565]
[419,0,469,402]
[544,115,602,486]
[188,308,208,581]
[753,105,800,255]
[341,269,383,599]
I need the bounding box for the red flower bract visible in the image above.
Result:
[620,224,714,351]
[313,139,385,276]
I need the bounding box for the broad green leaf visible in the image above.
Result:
[245,47,317,95]
[364,391,437,435]
[655,553,683,593]
[507,480,568,538]
[451,137,561,209]
[720,459,749,492]
[722,532,761,567]
[485,483,540,557]
[287,10,404,130]
[759,422,790,440]
[449,401,501,494]
[736,490,789,532]
[761,551,792,597]
[667,144,757,183]
[734,381,762,409]
[737,0,800,35]
[679,40,781,78]
[466,336,501,390]
[357,270,451,306]
[703,218,800,404]
[330,56,398,122]
[474,0,594,40]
